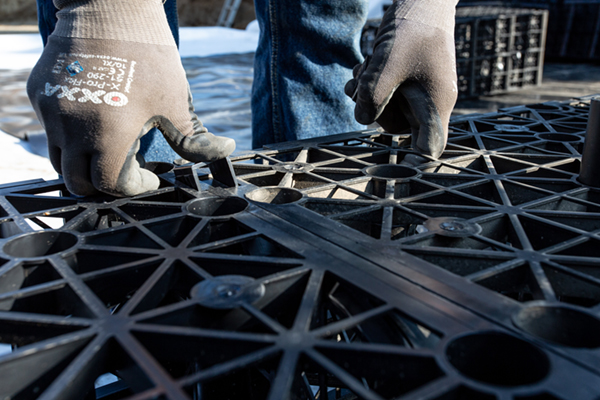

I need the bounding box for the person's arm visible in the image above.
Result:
[27,0,234,197]
[345,0,458,165]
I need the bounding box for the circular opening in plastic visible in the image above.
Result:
[245,187,303,205]
[423,217,482,238]
[513,305,600,348]
[143,162,174,175]
[4,231,78,258]
[186,197,248,217]
[536,133,581,143]
[446,332,550,387]
[190,275,265,309]
[364,164,419,180]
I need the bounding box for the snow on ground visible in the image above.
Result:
[0,128,57,184]
[0,34,45,70]
[179,26,259,58]
[0,26,261,71]
[0,130,58,184]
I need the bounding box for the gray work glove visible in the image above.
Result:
[27,0,235,197]
[345,0,458,164]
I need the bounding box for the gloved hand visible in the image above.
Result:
[345,0,458,164]
[27,0,235,197]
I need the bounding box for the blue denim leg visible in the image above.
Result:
[36,0,57,46]
[35,0,181,162]
[252,0,369,149]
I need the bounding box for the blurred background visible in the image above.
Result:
[0,0,257,28]
[1,0,600,184]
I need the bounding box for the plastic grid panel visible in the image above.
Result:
[2,181,599,400]
[0,98,599,399]
[193,97,600,375]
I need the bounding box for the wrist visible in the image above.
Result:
[52,0,175,46]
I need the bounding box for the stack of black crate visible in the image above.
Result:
[456,0,600,60]
[361,5,549,99]
[455,6,548,98]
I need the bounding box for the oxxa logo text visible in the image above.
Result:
[42,83,129,107]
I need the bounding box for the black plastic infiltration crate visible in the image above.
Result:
[463,0,600,60]
[3,96,600,399]
[541,0,600,60]
[455,6,548,97]
[361,6,548,98]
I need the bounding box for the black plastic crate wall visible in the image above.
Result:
[456,6,548,97]
[544,0,600,60]
[361,6,548,98]
[467,0,600,60]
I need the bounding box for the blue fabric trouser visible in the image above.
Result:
[251,0,368,149]
[36,0,368,158]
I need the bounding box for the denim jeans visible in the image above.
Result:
[36,0,368,157]
[252,0,368,148]
[36,0,182,162]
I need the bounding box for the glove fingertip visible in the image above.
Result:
[219,137,236,159]
[352,63,363,78]
[355,104,375,125]
[105,163,160,197]
[139,167,161,188]
[177,133,236,163]
[344,79,358,98]
[121,168,160,197]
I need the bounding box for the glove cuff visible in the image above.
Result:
[52,0,176,46]
[394,0,458,35]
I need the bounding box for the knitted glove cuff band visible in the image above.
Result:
[52,0,175,46]
[394,0,458,34]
